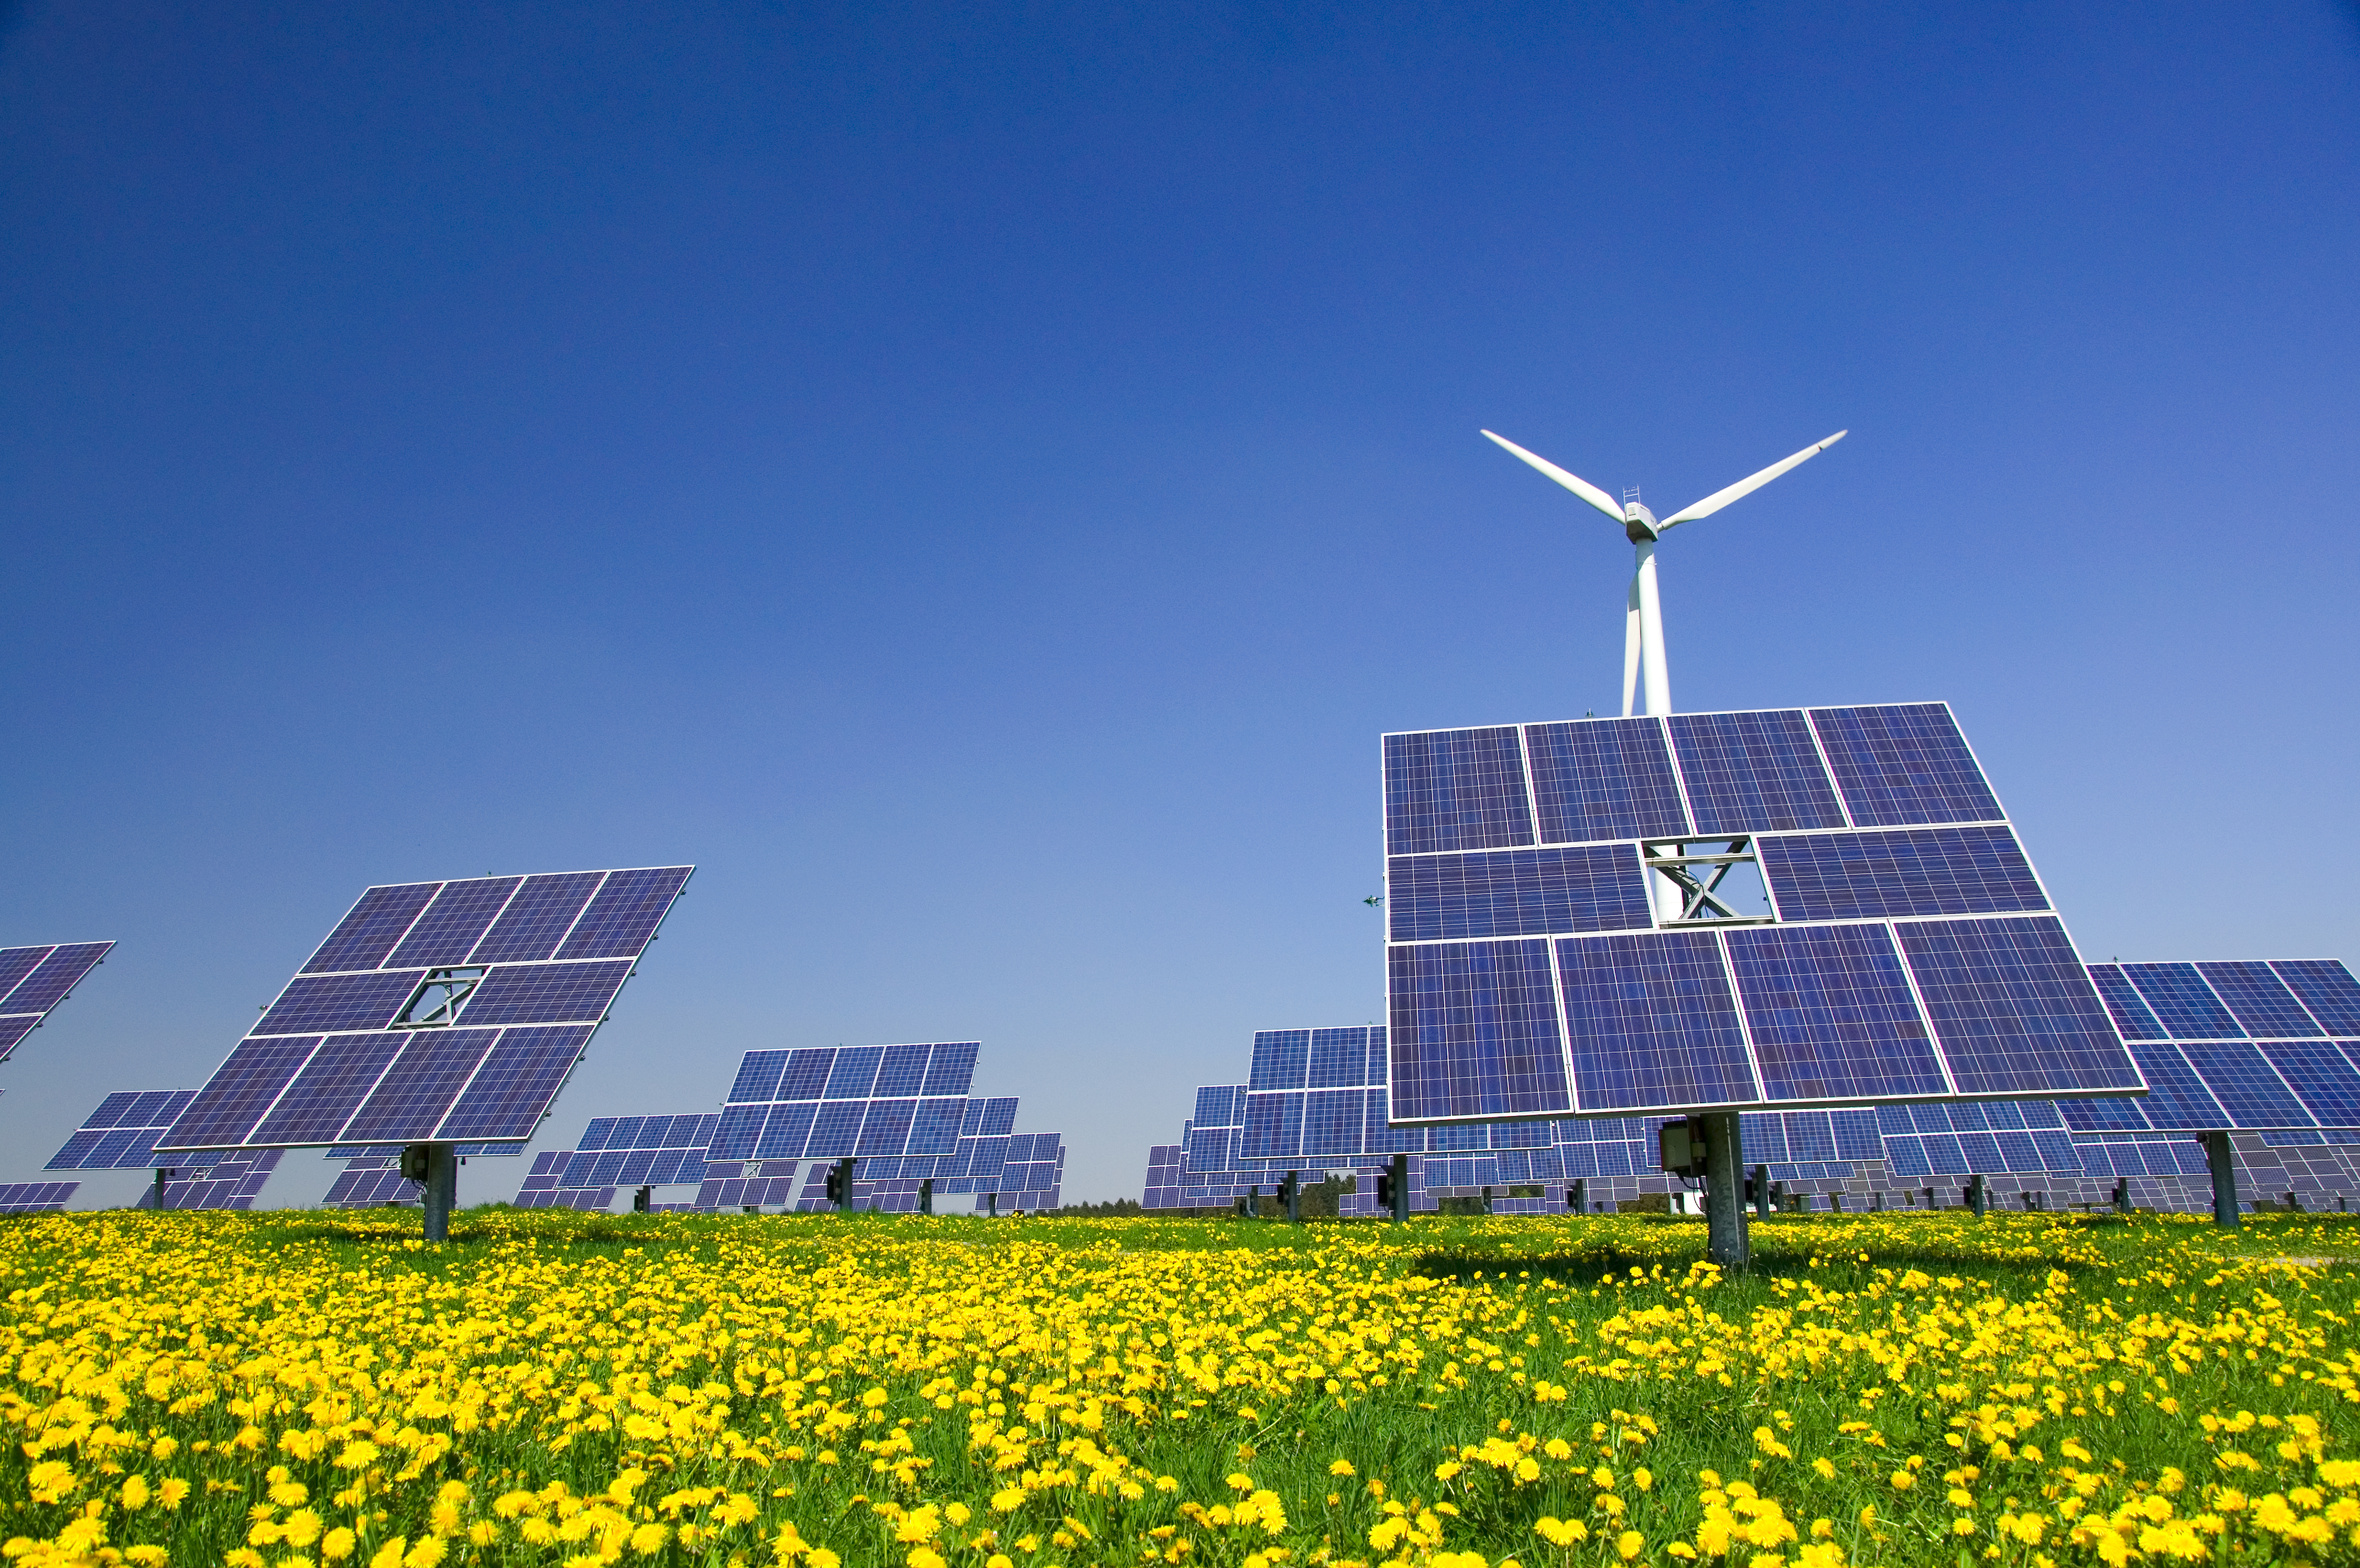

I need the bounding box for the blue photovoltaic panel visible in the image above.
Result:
[1239,1093,1304,1160]
[386,877,523,969]
[2254,1040,2360,1128]
[48,1090,202,1170]
[1726,923,1949,1102]
[857,1100,917,1155]
[1193,1084,1242,1127]
[166,1037,321,1148]
[874,1044,929,1098]
[2120,964,2244,1039]
[1665,710,1847,834]
[1756,827,2046,922]
[1897,918,2140,1096]
[922,1043,979,1096]
[974,1097,1018,1137]
[432,1024,597,1141]
[1523,718,1690,845]
[756,1103,817,1159]
[825,1047,884,1099]
[1250,1032,1309,1092]
[2177,1038,2315,1129]
[337,1029,502,1146]
[2086,964,2169,1040]
[1388,844,1650,941]
[1308,1028,1365,1089]
[169,866,685,1152]
[557,866,695,960]
[255,971,423,1036]
[728,1052,789,1104]
[1383,727,1534,855]
[456,960,631,1026]
[2196,962,2324,1039]
[1554,932,1758,1113]
[0,947,52,1000]
[250,1032,409,1144]
[1,943,115,1019]
[552,1113,717,1188]
[1387,939,1571,1120]
[467,872,604,964]
[1807,705,2003,828]
[2272,961,2360,1035]
[301,885,439,974]
[780,1049,834,1100]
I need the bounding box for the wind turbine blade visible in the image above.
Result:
[1480,430,1629,525]
[1660,430,1848,527]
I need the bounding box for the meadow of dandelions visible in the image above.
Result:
[0,1207,2355,1568]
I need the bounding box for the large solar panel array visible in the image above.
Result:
[560,1114,719,1189]
[159,866,691,1152]
[47,1091,201,1170]
[510,1151,618,1210]
[0,1182,78,1213]
[711,1042,976,1165]
[2073,960,2360,1134]
[0,941,114,1061]
[137,1151,280,1210]
[1383,705,2142,1122]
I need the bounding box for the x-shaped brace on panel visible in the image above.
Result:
[1642,838,1757,924]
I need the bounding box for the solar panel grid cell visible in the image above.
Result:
[2272,962,2360,1035]
[387,878,522,969]
[0,946,55,1003]
[1383,728,1535,855]
[1727,923,1947,1103]
[1897,918,2140,1095]
[2197,962,2324,1038]
[2122,964,2244,1039]
[302,884,439,974]
[1523,718,1690,845]
[467,873,604,964]
[1387,844,1652,942]
[1,944,115,1016]
[1554,931,1757,1113]
[1666,710,1847,834]
[433,1023,595,1141]
[1756,827,2047,923]
[1806,704,2004,828]
[457,960,631,1026]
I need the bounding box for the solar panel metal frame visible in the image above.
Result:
[1382,704,2143,1124]
[158,866,691,1152]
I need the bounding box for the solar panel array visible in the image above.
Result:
[0,941,113,1061]
[1873,1100,2081,1179]
[511,1150,617,1210]
[160,866,691,1151]
[325,1153,421,1208]
[1383,705,2141,1121]
[2073,961,2360,1134]
[559,1114,719,1189]
[711,1042,977,1165]
[0,1182,78,1213]
[138,1151,280,1210]
[47,1091,201,1169]
[695,1161,802,1210]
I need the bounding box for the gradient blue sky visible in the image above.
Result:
[5,1,2357,1206]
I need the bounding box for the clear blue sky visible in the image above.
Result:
[5,1,2356,1206]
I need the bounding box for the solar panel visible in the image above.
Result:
[159,867,690,1150]
[1384,705,2141,1121]
[48,1090,201,1169]
[0,1182,78,1213]
[0,941,114,1062]
[709,1043,974,1165]
[2073,961,2360,1132]
[557,1113,719,1188]
[138,1150,280,1210]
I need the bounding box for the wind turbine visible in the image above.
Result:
[1480,428,1847,717]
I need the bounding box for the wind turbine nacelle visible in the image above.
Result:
[1622,503,1660,543]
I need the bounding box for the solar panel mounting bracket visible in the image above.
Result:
[392,967,486,1029]
[1640,836,1776,926]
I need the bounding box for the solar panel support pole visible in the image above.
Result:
[1283,1171,1301,1224]
[919,1178,933,1216]
[152,1168,171,1209]
[418,1144,457,1242]
[2204,1130,2239,1227]
[1967,1173,1987,1218]
[1701,1112,1748,1268]
[1569,1177,1586,1218]
[1388,1154,1409,1222]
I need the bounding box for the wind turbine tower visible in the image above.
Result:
[1480,428,1847,717]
